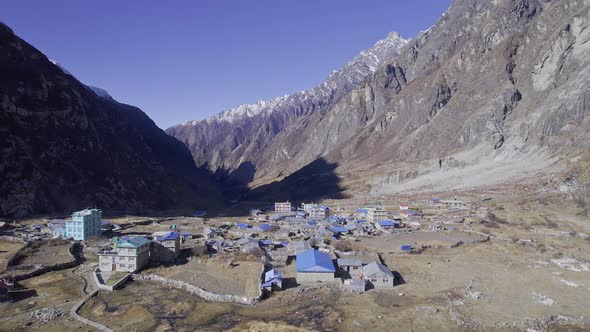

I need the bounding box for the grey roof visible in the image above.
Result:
[337,258,363,267]
[363,262,394,278]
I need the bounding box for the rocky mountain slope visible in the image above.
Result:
[166,32,408,184]
[170,0,590,199]
[0,23,222,218]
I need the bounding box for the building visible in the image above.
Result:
[152,231,180,263]
[376,220,398,231]
[400,210,418,219]
[275,201,292,213]
[362,262,395,289]
[296,249,336,283]
[309,206,330,220]
[47,219,67,237]
[66,209,102,240]
[400,204,409,210]
[367,207,387,223]
[261,268,283,291]
[337,258,363,278]
[98,236,151,272]
[302,203,318,212]
[203,227,217,239]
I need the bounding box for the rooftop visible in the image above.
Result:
[363,261,394,278]
[115,236,151,249]
[296,249,335,273]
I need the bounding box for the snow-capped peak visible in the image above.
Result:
[183,32,409,126]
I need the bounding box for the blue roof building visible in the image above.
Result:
[256,223,272,232]
[296,249,336,283]
[296,249,335,273]
[262,268,283,290]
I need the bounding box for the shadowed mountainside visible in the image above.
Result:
[0,23,223,218]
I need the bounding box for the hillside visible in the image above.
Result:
[0,23,223,218]
[169,0,590,198]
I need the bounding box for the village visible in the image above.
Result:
[2,190,589,331]
[2,199,474,290]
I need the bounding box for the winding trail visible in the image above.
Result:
[69,263,113,332]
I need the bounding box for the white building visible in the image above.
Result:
[362,262,395,289]
[309,206,329,220]
[98,236,151,272]
[367,207,387,223]
[275,201,292,213]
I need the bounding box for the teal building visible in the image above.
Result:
[66,209,102,240]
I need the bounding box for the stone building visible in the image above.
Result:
[98,236,151,272]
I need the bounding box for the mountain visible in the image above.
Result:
[166,32,408,184]
[0,23,223,218]
[169,0,590,198]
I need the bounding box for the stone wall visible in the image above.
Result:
[9,242,83,282]
[131,273,262,305]
[93,268,130,291]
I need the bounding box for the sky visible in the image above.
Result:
[2,1,453,129]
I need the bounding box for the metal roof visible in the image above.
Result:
[296,249,335,273]
[115,236,151,249]
[378,220,396,226]
[363,262,394,278]
[329,225,348,233]
[337,258,363,267]
[156,232,179,241]
[256,223,272,231]
[265,269,283,282]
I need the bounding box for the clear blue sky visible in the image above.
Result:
[3,1,452,129]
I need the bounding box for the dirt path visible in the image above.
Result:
[69,263,113,332]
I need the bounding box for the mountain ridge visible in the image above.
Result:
[168,0,590,198]
[0,23,223,218]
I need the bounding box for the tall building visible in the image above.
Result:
[275,201,292,213]
[98,236,151,272]
[367,207,387,223]
[66,209,102,240]
[309,206,330,220]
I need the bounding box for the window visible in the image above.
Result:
[371,278,377,282]
[383,278,389,283]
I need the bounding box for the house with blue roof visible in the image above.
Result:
[98,236,151,272]
[255,223,273,233]
[261,268,283,291]
[328,225,349,235]
[376,220,399,232]
[296,249,336,283]
[152,231,180,263]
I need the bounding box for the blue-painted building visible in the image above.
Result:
[296,249,335,283]
[66,209,102,240]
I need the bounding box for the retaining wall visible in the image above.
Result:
[132,273,262,305]
[69,290,113,332]
[9,243,83,282]
[93,268,130,291]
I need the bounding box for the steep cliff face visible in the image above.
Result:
[166,32,408,183]
[170,0,590,195]
[0,23,222,218]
